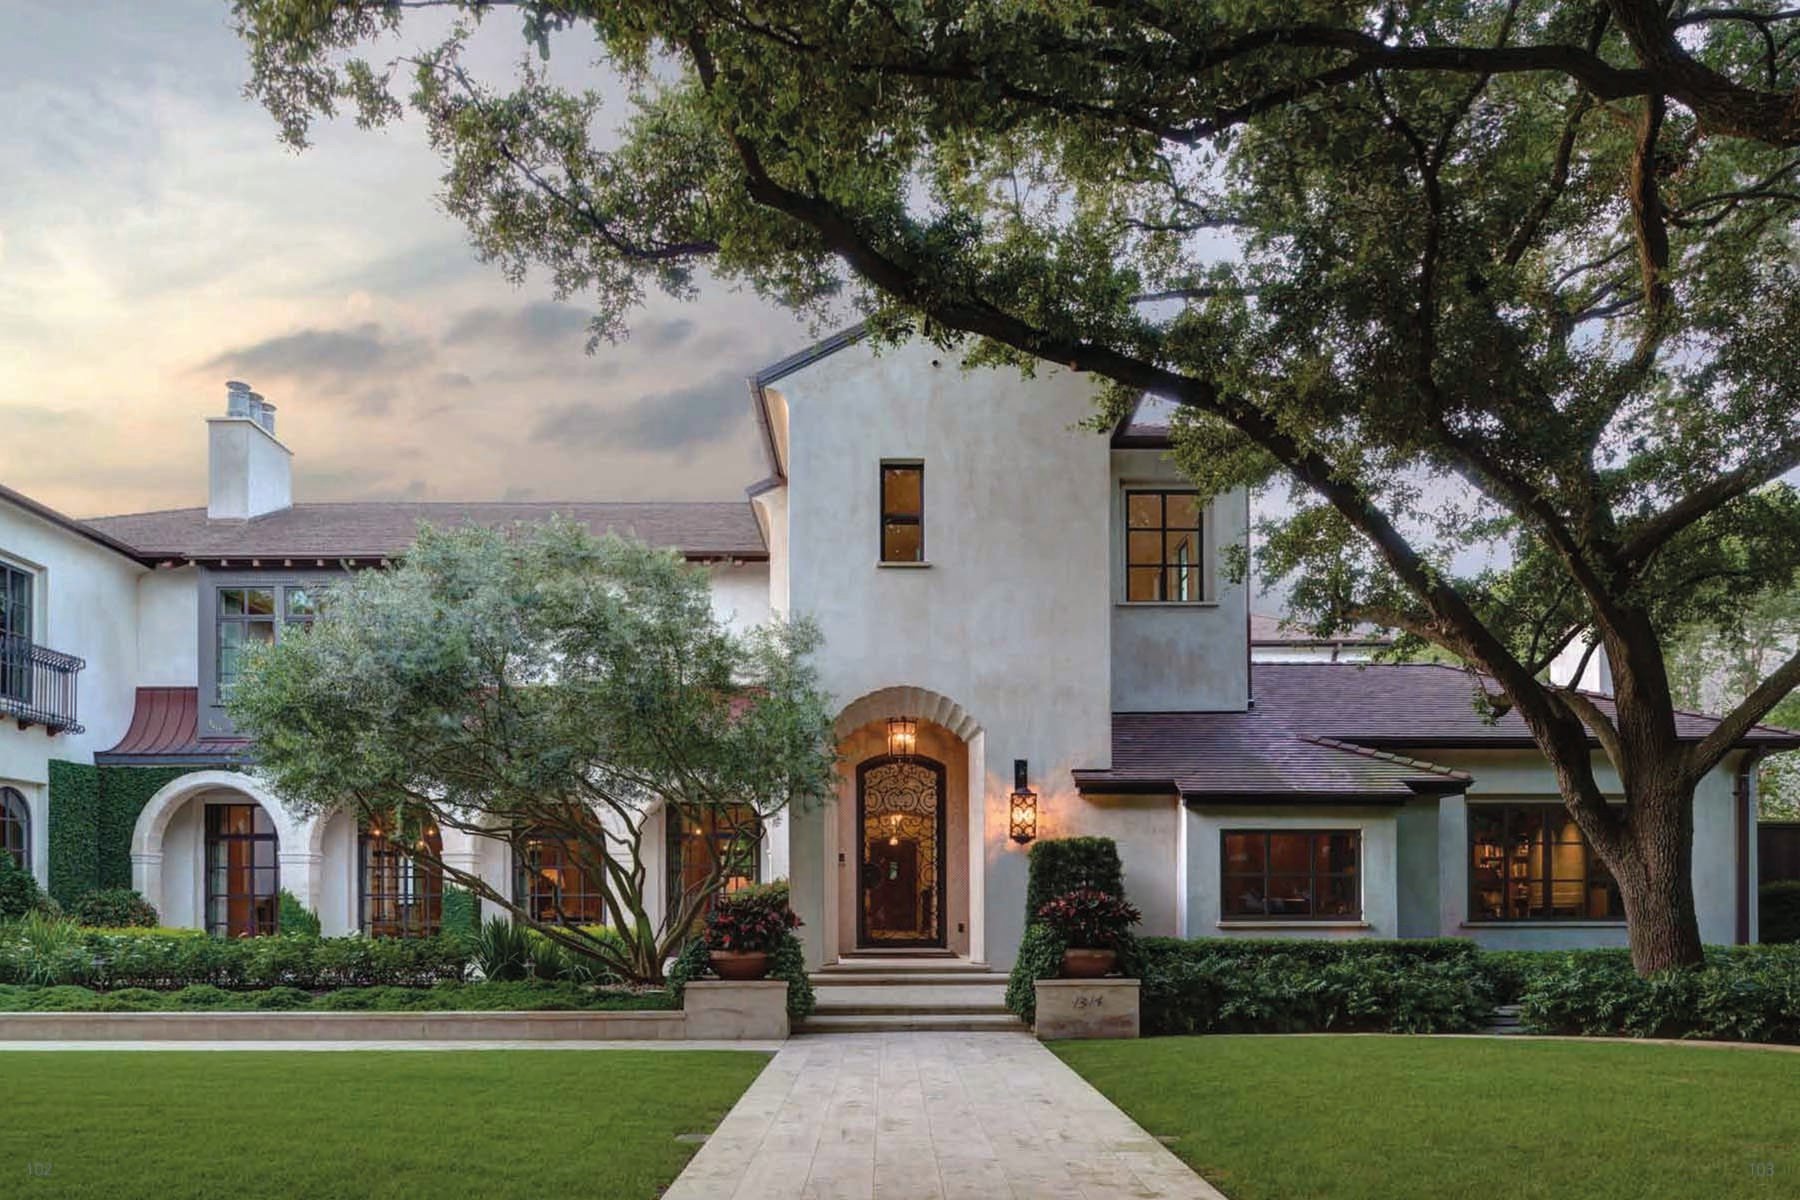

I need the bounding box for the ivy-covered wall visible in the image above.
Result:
[47,761,193,907]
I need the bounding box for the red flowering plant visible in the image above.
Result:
[1035,888,1141,950]
[703,882,802,954]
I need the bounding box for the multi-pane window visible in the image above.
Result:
[216,587,277,698]
[1221,830,1362,920]
[1,562,33,704]
[283,586,323,629]
[360,823,443,938]
[1469,803,1624,921]
[515,829,607,925]
[206,803,280,937]
[1,786,28,873]
[880,462,924,563]
[666,804,762,913]
[1125,490,1204,602]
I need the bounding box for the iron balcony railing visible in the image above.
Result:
[0,633,84,735]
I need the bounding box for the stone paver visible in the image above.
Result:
[0,1039,782,1052]
[665,1031,1226,1200]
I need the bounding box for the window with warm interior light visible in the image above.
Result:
[880,462,924,563]
[514,827,606,925]
[1125,490,1205,601]
[206,803,280,937]
[667,804,763,912]
[1221,830,1361,920]
[1468,803,1624,921]
[1,786,28,873]
[360,821,444,937]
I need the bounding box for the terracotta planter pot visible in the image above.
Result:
[1060,948,1118,979]
[708,950,772,981]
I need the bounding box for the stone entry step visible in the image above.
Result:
[794,1012,1025,1034]
[814,956,996,976]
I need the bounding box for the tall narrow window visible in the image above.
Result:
[206,803,280,937]
[666,804,762,914]
[1125,490,1204,602]
[515,828,606,925]
[1221,830,1361,920]
[880,462,924,563]
[1,787,28,873]
[216,587,277,698]
[1469,803,1624,921]
[1,562,33,705]
[360,822,444,937]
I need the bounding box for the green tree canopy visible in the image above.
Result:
[232,0,1800,971]
[227,520,837,982]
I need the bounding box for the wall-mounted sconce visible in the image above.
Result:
[887,716,918,759]
[1009,758,1038,845]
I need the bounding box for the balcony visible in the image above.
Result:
[0,633,85,735]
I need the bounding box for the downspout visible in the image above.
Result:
[1735,751,1763,945]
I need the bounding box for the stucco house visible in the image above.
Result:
[2,342,1793,970]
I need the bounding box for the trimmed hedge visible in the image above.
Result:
[0,926,473,991]
[1515,945,1800,1042]
[1760,881,1800,945]
[71,889,159,929]
[1025,837,1126,920]
[1131,937,1493,1036]
[0,980,676,1013]
[0,855,50,921]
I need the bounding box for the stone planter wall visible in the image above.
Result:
[1033,977,1140,1040]
[0,981,790,1043]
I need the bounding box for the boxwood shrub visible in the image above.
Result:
[0,926,473,991]
[1516,944,1800,1042]
[0,979,675,1013]
[71,889,159,929]
[1132,937,1493,1035]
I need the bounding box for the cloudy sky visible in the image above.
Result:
[0,1,817,518]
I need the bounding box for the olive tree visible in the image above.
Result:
[232,1,1800,971]
[228,520,836,982]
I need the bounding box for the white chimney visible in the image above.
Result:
[208,381,293,520]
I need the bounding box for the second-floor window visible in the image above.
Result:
[1125,490,1204,602]
[217,587,277,699]
[880,462,924,563]
[1,561,33,703]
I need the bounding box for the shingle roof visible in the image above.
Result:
[1252,662,1800,749]
[1077,662,1800,803]
[83,501,767,561]
[96,687,249,766]
[1248,612,1394,647]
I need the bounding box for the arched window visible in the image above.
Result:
[360,822,444,937]
[1,787,28,872]
[514,828,606,925]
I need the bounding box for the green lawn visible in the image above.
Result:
[0,1049,767,1199]
[1054,1036,1800,1200]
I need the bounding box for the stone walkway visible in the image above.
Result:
[665,1031,1225,1200]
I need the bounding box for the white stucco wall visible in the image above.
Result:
[1109,450,1250,712]
[706,561,771,635]
[0,497,147,885]
[773,340,1119,968]
[134,565,198,686]
[1184,805,1402,939]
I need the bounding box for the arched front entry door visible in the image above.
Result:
[856,755,947,948]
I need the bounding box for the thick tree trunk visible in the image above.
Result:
[1597,775,1706,975]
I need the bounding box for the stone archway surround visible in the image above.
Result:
[130,769,322,932]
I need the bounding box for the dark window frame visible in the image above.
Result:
[359,825,444,938]
[1,786,28,873]
[205,802,280,937]
[665,805,764,915]
[879,461,925,564]
[514,828,607,926]
[215,585,279,700]
[1219,829,1363,921]
[1467,801,1625,923]
[1123,489,1206,603]
[1,560,35,705]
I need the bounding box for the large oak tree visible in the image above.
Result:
[232,0,1800,972]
